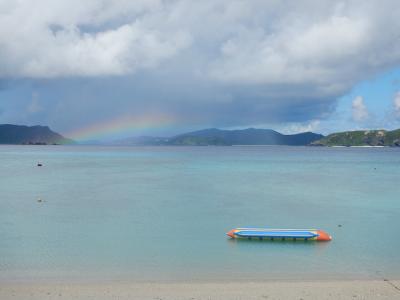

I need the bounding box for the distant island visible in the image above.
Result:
[311,129,400,147]
[0,124,74,145]
[2,124,400,147]
[114,127,400,147]
[113,128,324,146]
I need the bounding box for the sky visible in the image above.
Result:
[1,0,400,141]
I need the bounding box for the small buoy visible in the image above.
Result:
[37,163,42,167]
[338,224,342,227]
[37,198,42,203]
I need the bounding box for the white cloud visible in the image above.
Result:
[352,96,369,122]
[279,120,321,134]
[0,0,191,78]
[209,14,369,88]
[206,1,400,93]
[0,0,399,85]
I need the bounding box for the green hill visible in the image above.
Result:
[0,124,74,145]
[114,128,324,146]
[311,129,400,147]
[167,128,324,146]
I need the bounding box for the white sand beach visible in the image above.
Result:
[1,280,400,300]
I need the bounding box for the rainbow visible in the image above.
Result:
[65,114,177,142]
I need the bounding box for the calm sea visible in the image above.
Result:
[1,145,399,282]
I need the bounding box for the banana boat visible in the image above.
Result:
[226,228,332,241]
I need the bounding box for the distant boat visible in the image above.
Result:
[226,228,332,241]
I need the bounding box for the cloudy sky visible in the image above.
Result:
[1,0,400,141]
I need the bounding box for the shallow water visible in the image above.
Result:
[1,145,399,281]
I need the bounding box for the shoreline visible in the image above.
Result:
[3,270,398,285]
[1,279,400,299]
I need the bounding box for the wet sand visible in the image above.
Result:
[1,280,400,300]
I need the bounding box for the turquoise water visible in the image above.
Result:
[1,145,399,282]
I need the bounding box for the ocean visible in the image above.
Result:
[1,145,399,282]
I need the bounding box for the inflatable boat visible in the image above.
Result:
[226,228,332,241]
